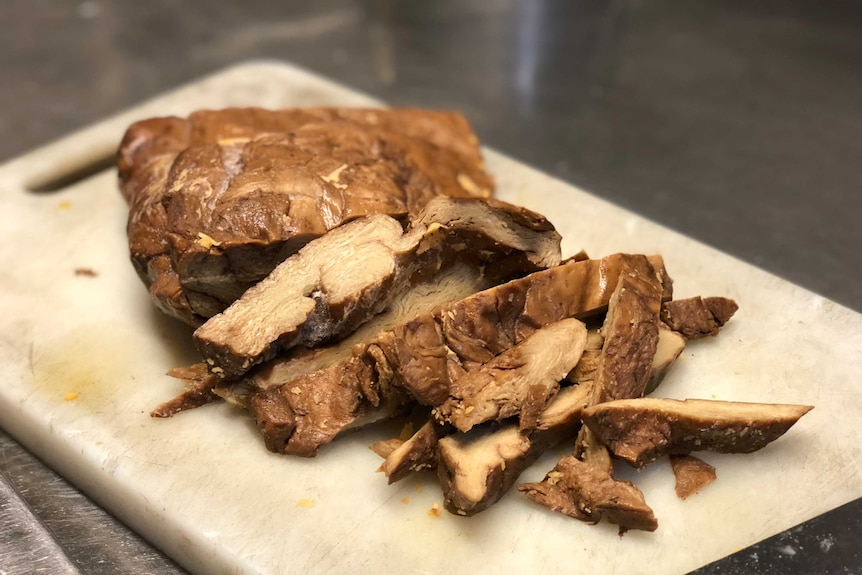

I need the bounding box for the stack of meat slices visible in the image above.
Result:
[122,109,812,533]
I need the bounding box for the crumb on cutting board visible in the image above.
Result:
[427,502,442,517]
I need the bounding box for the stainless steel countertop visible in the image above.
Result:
[2,1,860,573]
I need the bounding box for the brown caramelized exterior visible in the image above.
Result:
[119,108,495,326]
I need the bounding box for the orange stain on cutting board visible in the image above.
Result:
[29,325,139,410]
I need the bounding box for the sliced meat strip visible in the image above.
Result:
[580,398,814,468]
[591,255,665,404]
[435,319,588,433]
[394,254,672,407]
[369,438,404,459]
[661,296,738,340]
[574,255,665,472]
[518,456,658,532]
[437,382,592,516]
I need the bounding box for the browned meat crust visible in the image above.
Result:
[518,456,658,532]
[661,296,738,340]
[581,398,814,468]
[118,108,495,326]
[670,455,717,499]
[592,255,665,404]
[575,255,665,471]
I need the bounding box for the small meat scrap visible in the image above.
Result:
[661,296,738,340]
[151,364,218,418]
[379,420,442,484]
[581,398,814,469]
[518,456,658,532]
[436,318,588,433]
[670,455,717,499]
[438,382,592,516]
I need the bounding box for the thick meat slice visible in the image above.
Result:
[434,319,588,432]
[378,420,442,484]
[247,335,412,457]
[580,398,814,468]
[194,197,561,378]
[670,455,717,499]
[118,108,495,326]
[437,382,592,516]
[518,456,658,532]
[591,255,665,403]
[661,296,739,340]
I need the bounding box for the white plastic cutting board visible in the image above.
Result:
[1,62,860,575]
